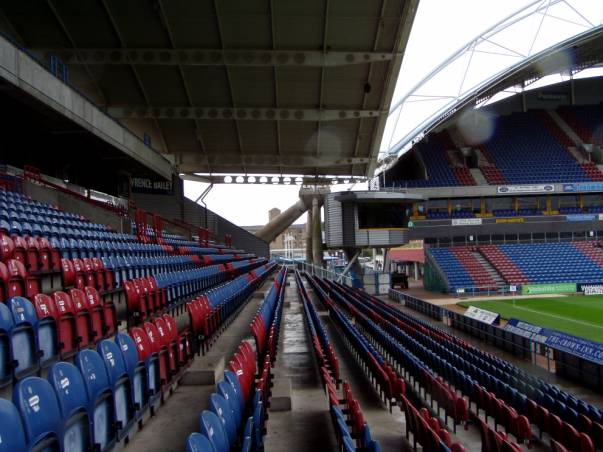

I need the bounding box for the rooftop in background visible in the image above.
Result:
[0,0,418,179]
[380,0,603,169]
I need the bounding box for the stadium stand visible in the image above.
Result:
[186,266,287,452]
[428,241,603,291]
[320,278,603,452]
[297,271,384,452]
[386,107,603,188]
[0,182,280,451]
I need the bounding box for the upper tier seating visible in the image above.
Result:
[481,110,592,184]
[391,132,476,188]
[558,104,603,146]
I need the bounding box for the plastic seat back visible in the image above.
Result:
[97,339,133,429]
[199,410,229,452]
[13,377,61,451]
[33,293,60,367]
[209,393,237,446]
[186,432,216,452]
[7,296,40,378]
[48,362,91,452]
[75,349,116,450]
[116,332,147,411]
[0,398,28,452]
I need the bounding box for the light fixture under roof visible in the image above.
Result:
[260,176,268,184]
[236,176,244,183]
[271,176,279,184]
[224,176,233,183]
[248,176,256,183]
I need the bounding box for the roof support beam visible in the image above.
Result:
[107,106,384,121]
[38,48,399,67]
[176,154,370,170]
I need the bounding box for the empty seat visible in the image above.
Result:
[6,296,39,379]
[115,332,148,413]
[97,339,135,436]
[76,349,117,450]
[199,410,230,452]
[208,393,237,446]
[186,432,217,452]
[48,361,92,452]
[32,293,60,366]
[13,376,62,451]
[52,291,78,357]
[0,398,28,452]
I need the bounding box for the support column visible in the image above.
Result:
[414,261,419,280]
[305,208,314,265]
[312,197,324,268]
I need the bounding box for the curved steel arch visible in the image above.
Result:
[381,0,603,167]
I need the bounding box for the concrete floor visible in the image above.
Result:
[265,277,339,452]
[124,282,271,452]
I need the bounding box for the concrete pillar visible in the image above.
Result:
[255,198,309,243]
[312,197,323,268]
[305,208,314,265]
[414,261,419,280]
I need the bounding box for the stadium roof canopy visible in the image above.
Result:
[0,0,418,180]
[380,0,603,172]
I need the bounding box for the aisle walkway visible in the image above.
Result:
[265,276,338,452]
[124,281,271,452]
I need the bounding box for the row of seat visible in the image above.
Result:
[335,283,603,450]
[295,271,381,452]
[0,324,183,452]
[186,267,287,452]
[321,279,468,452]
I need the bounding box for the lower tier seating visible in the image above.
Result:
[297,271,382,452]
[428,241,603,291]
[186,267,287,452]
[321,280,602,452]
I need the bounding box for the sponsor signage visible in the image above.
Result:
[563,182,603,193]
[464,306,500,325]
[521,283,577,295]
[505,319,603,365]
[451,218,482,226]
[577,283,603,295]
[130,176,174,195]
[495,217,524,224]
[566,214,596,222]
[504,319,548,342]
[497,184,554,194]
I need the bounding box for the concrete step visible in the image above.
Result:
[472,251,505,284]
[470,168,488,185]
[549,109,583,146]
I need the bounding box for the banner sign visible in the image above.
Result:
[505,319,603,365]
[451,218,482,226]
[130,176,174,195]
[464,306,500,325]
[497,184,554,194]
[495,217,524,224]
[504,319,548,342]
[577,283,603,295]
[521,283,577,295]
[563,183,603,193]
[566,214,596,222]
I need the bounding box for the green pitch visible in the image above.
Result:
[458,295,603,343]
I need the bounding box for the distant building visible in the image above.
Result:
[244,207,307,255]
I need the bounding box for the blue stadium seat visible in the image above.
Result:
[224,369,245,414]
[186,432,216,452]
[76,349,117,450]
[208,393,237,446]
[199,410,229,452]
[0,303,13,387]
[97,339,135,435]
[116,332,148,413]
[0,398,28,452]
[48,361,91,452]
[13,376,62,451]
[7,296,40,379]
[217,379,242,428]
